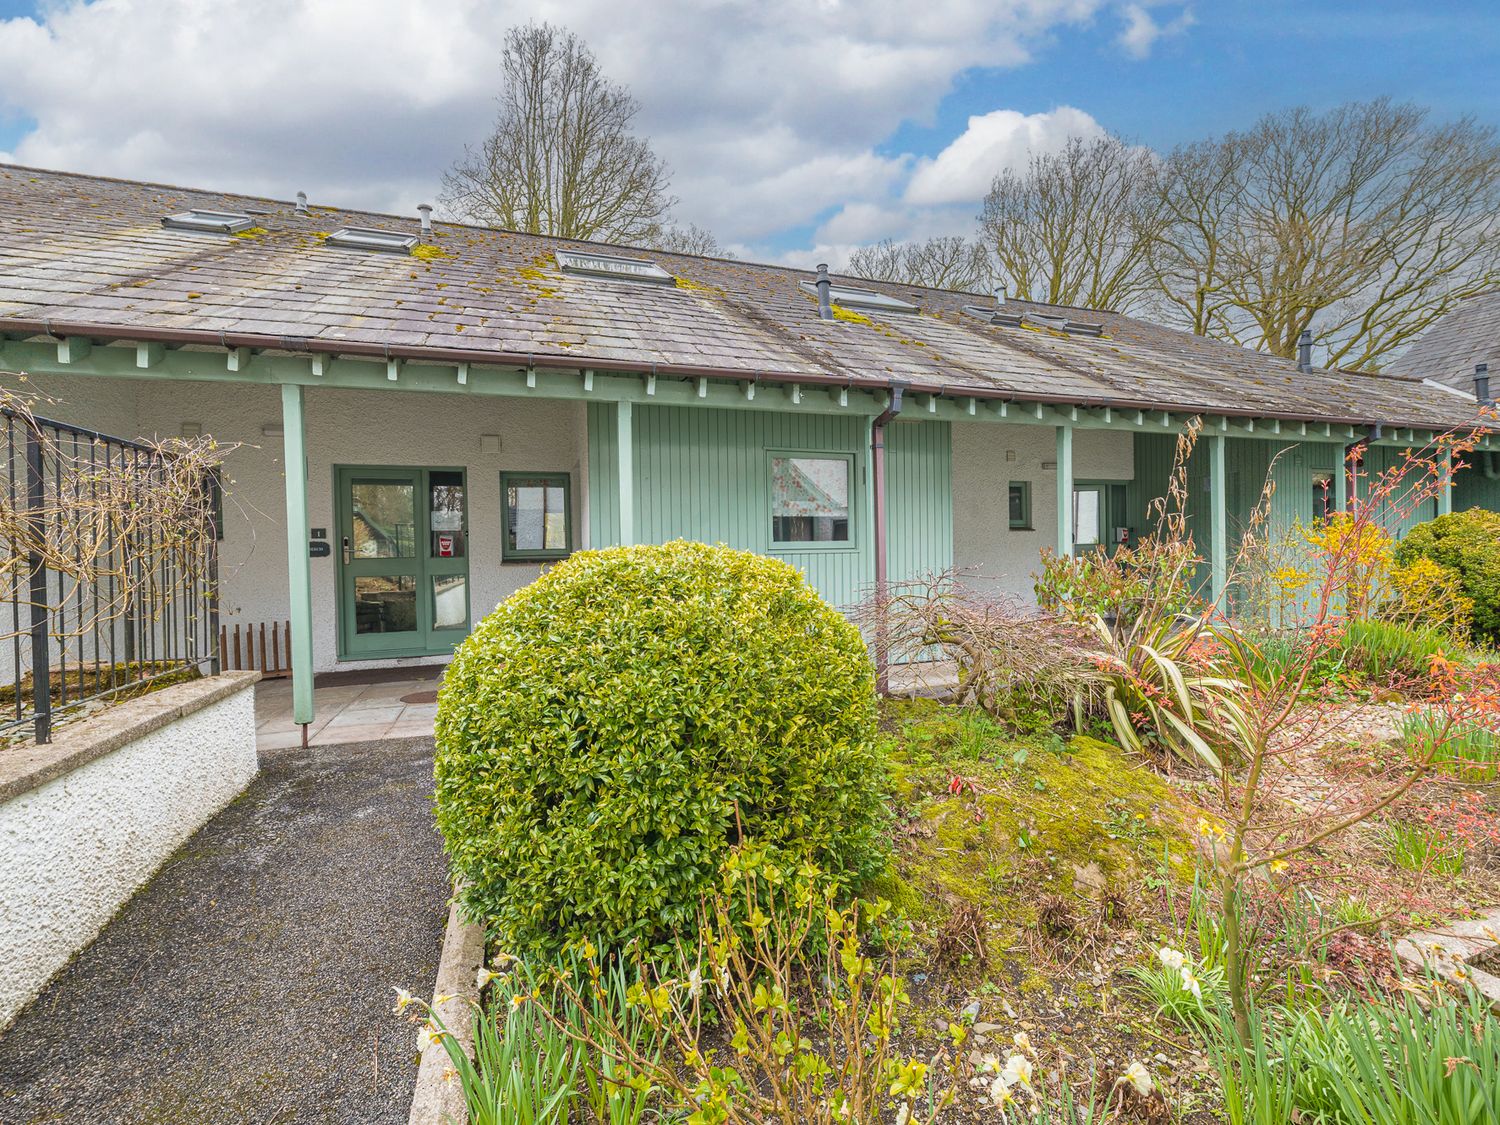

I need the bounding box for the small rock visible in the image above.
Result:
[961,1000,981,1020]
[1072,861,1106,891]
[933,1018,948,1033]
[972,1021,1004,1034]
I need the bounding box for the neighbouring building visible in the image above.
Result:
[0,166,1492,732]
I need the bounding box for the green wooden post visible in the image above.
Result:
[1055,425,1074,557]
[1209,433,1228,603]
[616,400,634,545]
[1438,450,1453,516]
[280,384,315,728]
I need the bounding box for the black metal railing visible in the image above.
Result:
[2,409,219,744]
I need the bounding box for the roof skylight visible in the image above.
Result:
[161,209,256,235]
[555,248,674,284]
[963,305,1024,328]
[799,281,918,314]
[326,227,419,254]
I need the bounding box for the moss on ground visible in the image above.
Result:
[868,698,1196,977]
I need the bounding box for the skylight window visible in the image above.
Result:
[799,281,918,314]
[161,209,256,235]
[326,227,419,254]
[964,305,1024,328]
[555,248,674,284]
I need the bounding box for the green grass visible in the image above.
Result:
[1337,619,1452,683]
[1401,708,1500,781]
[1204,986,1500,1125]
[1383,822,1464,876]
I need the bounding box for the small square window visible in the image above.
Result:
[1008,482,1031,530]
[502,472,571,560]
[771,454,851,545]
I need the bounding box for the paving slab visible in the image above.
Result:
[0,736,449,1125]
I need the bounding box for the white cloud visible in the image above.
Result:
[904,105,1103,206]
[1116,3,1195,60]
[0,0,1114,255]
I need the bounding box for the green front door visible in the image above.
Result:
[1074,482,1128,554]
[336,466,470,659]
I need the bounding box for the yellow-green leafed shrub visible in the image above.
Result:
[434,540,887,957]
[1395,509,1500,644]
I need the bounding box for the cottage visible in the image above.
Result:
[0,166,1492,735]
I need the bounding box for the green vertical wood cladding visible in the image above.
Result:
[585,404,950,609]
[1357,445,1438,539]
[1455,454,1500,512]
[1126,432,1342,593]
[886,420,954,590]
[587,402,620,547]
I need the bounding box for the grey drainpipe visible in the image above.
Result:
[1475,362,1492,407]
[871,381,907,694]
[814,263,834,320]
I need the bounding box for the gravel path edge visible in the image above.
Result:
[410,899,485,1125]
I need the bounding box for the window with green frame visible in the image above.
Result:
[501,472,572,560]
[769,452,853,546]
[1008,481,1032,530]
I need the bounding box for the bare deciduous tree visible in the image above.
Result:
[1153,100,1500,369]
[846,236,990,292]
[979,134,1165,312]
[441,23,675,245]
[649,222,733,258]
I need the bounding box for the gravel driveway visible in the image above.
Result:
[0,736,449,1124]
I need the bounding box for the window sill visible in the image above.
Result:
[769,541,858,552]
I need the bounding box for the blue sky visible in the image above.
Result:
[0,1,1495,263]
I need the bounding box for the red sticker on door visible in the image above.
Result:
[437,533,455,558]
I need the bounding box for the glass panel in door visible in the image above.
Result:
[338,467,470,658]
[1073,485,1103,550]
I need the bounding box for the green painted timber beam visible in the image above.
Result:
[0,335,1485,446]
[279,384,315,728]
[616,400,634,546]
[1056,425,1075,557]
[1209,433,1228,603]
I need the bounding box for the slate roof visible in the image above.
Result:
[0,164,1485,432]
[1383,290,1500,394]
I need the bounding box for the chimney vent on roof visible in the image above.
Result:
[295,191,308,214]
[1476,362,1492,406]
[417,203,433,238]
[814,263,833,321]
[993,282,1008,308]
[1296,329,1313,372]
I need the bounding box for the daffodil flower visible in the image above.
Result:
[476,967,501,991]
[391,986,415,1014]
[1118,1061,1153,1096]
[1157,946,1186,972]
[1180,967,1202,1000]
[416,1021,444,1052]
[687,967,704,1000]
[989,1075,1015,1107]
[1001,1053,1033,1089]
[1012,1030,1034,1057]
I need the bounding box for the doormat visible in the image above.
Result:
[400,690,439,705]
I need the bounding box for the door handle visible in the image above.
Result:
[342,535,352,565]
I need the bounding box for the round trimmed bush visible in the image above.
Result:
[434,540,886,955]
[1395,508,1500,645]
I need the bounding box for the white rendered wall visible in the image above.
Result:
[952,422,1134,603]
[0,680,258,1029]
[26,375,587,673]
